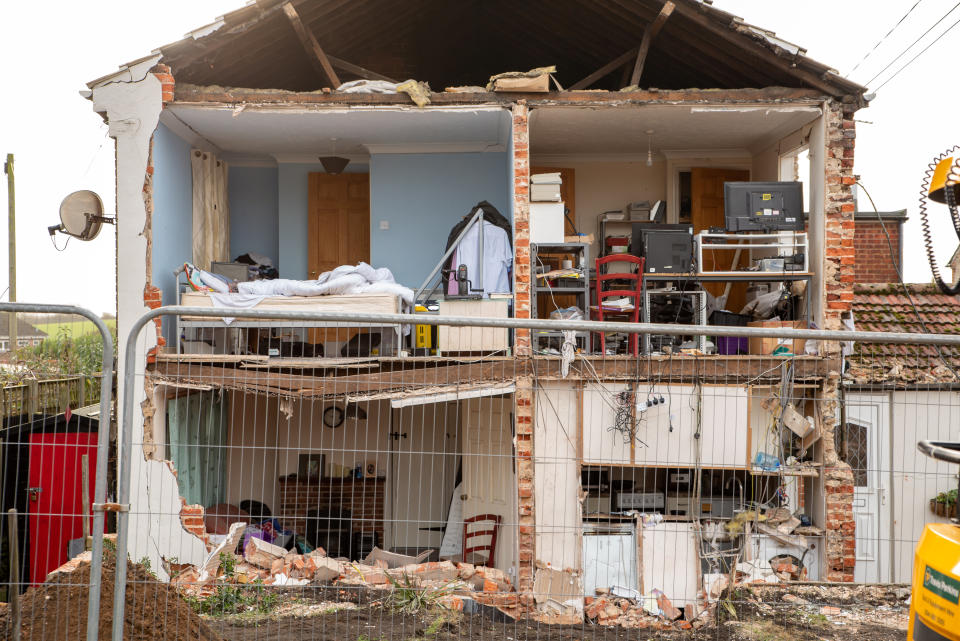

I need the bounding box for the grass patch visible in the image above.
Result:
[383,573,452,614]
[34,319,116,338]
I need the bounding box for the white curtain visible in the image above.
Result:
[191,149,230,270]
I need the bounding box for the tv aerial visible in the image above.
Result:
[48,190,114,244]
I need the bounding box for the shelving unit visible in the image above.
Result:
[597,207,650,257]
[531,242,590,354]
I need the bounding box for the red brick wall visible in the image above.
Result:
[278,477,385,546]
[822,99,858,582]
[512,102,531,357]
[854,220,902,283]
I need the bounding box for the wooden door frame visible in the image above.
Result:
[663,150,752,224]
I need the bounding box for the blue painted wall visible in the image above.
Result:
[229,166,279,266]
[275,154,509,288]
[369,153,510,288]
[152,123,193,309]
[277,162,369,278]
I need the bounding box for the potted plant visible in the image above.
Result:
[930,488,958,518]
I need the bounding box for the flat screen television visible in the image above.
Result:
[724,181,804,231]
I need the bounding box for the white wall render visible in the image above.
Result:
[92,58,207,578]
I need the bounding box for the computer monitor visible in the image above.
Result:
[630,223,694,273]
[724,181,804,232]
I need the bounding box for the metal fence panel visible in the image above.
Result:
[107,307,960,641]
[0,303,114,641]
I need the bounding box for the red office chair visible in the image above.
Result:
[463,514,501,567]
[592,254,645,356]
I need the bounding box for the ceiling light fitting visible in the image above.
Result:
[319,137,349,174]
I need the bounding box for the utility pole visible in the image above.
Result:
[4,154,15,355]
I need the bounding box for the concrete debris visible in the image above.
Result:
[364,546,431,568]
[243,536,287,568]
[199,521,245,582]
[46,551,92,581]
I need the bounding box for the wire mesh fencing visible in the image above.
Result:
[11,305,960,640]
[0,303,114,641]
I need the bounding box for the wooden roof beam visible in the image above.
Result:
[282,1,341,88]
[569,48,638,90]
[668,1,853,98]
[630,1,674,87]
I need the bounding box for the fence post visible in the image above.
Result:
[7,508,21,641]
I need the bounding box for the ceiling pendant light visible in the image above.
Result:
[319,137,349,174]
[646,130,654,167]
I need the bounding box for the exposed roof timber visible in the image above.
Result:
[670,0,864,102]
[282,1,341,87]
[570,48,638,91]
[100,0,866,103]
[630,1,674,87]
[600,0,786,88]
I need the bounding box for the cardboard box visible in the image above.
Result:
[747,320,806,355]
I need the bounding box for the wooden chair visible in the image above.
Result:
[591,254,646,356]
[462,514,501,567]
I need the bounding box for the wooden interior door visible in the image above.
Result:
[530,167,577,316]
[691,168,750,312]
[307,173,370,344]
[307,173,370,278]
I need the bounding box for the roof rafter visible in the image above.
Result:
[282,1,341,87]
[630,1,674,86]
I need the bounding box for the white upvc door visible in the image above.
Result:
[846,401,891,583]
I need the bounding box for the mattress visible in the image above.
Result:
[179,291,401,321]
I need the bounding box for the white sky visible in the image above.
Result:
[1,0,959,315]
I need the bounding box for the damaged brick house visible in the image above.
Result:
[86,0,869,622]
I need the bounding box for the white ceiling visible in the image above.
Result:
[164,105,511,161]
[529,105,822,157]
[163,102,821,162]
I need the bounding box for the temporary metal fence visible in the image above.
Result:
[0,303,114,641]
[9,304,960,640]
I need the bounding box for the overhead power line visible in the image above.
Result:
[865,1,960,87]
[846,0,926,76]
[874,11,960,91]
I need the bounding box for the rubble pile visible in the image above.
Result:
[168,524,521,617]
[583,589,710,630]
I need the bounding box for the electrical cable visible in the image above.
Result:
[865,2,960,88]
[858,179,960,381]
[874,12,960,91]
[846,0,926,76]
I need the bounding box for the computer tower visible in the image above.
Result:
[639,228,693,273]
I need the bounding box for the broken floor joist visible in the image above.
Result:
[148,355,833,397]
[149,360,518,398]
[173,84,829,107]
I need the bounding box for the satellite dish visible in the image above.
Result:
[50,190,112,241]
